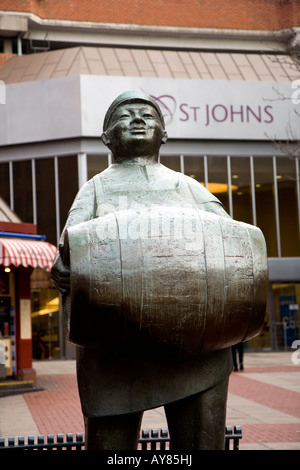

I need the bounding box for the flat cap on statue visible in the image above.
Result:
[102,90,166,131]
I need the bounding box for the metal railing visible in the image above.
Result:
[0,425,242,450]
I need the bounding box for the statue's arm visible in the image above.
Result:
[51,179,96,294]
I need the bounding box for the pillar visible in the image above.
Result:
[15,268,36,384]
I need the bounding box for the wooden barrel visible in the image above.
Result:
[65,207,268,359]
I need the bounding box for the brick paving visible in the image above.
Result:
[23,367,300,445]
[242,423,300,444]
[24,375,83,436]
[228,369,300,445]
[230,374,300,418]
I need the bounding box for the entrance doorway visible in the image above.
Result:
[272,283,300,350]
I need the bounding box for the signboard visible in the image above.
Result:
[0,337,12,375]
[280,295,299,348]
[81,75,300,141]
[1,75,299,145]
[20,299,32,340]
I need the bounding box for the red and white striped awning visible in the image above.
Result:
[0,238,57,271]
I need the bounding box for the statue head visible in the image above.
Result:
[101,90,168,162]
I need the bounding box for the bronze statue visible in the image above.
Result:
[52,90,268,450]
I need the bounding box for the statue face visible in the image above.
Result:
[102,102,168,159]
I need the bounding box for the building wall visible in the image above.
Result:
[1,0,300,30]
[1,2,299,355]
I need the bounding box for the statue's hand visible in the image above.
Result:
[51,255,70,294]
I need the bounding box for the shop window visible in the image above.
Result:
[0,163,10,206]
[0,270,15,376]
[160,156,181,172]
[272,283,300,350]
[207,156,229,214]
[277,157,300,257]
[13,160,33,223]
[36,158,56,246]
[87,154,109,180]
[254,157,277,257]
[58,156,79,232]
[31,268,59,360]
[0,281,10,337]
[231,157,253,224]
[183,156,205,183]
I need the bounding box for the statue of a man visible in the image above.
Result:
[52,91,266,450]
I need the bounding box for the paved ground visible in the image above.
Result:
[0,351,299,450]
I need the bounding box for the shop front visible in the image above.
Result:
[272,283,300,350]
[31,267,60,360]
[0,220,57,382]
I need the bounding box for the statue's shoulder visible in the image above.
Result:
[89,164,118,185]
[179,173,220,203]
[93,164,118,178]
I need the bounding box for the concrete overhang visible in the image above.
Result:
[0,14,28,37]
[0,10,296,52]
[268,258,300,283]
